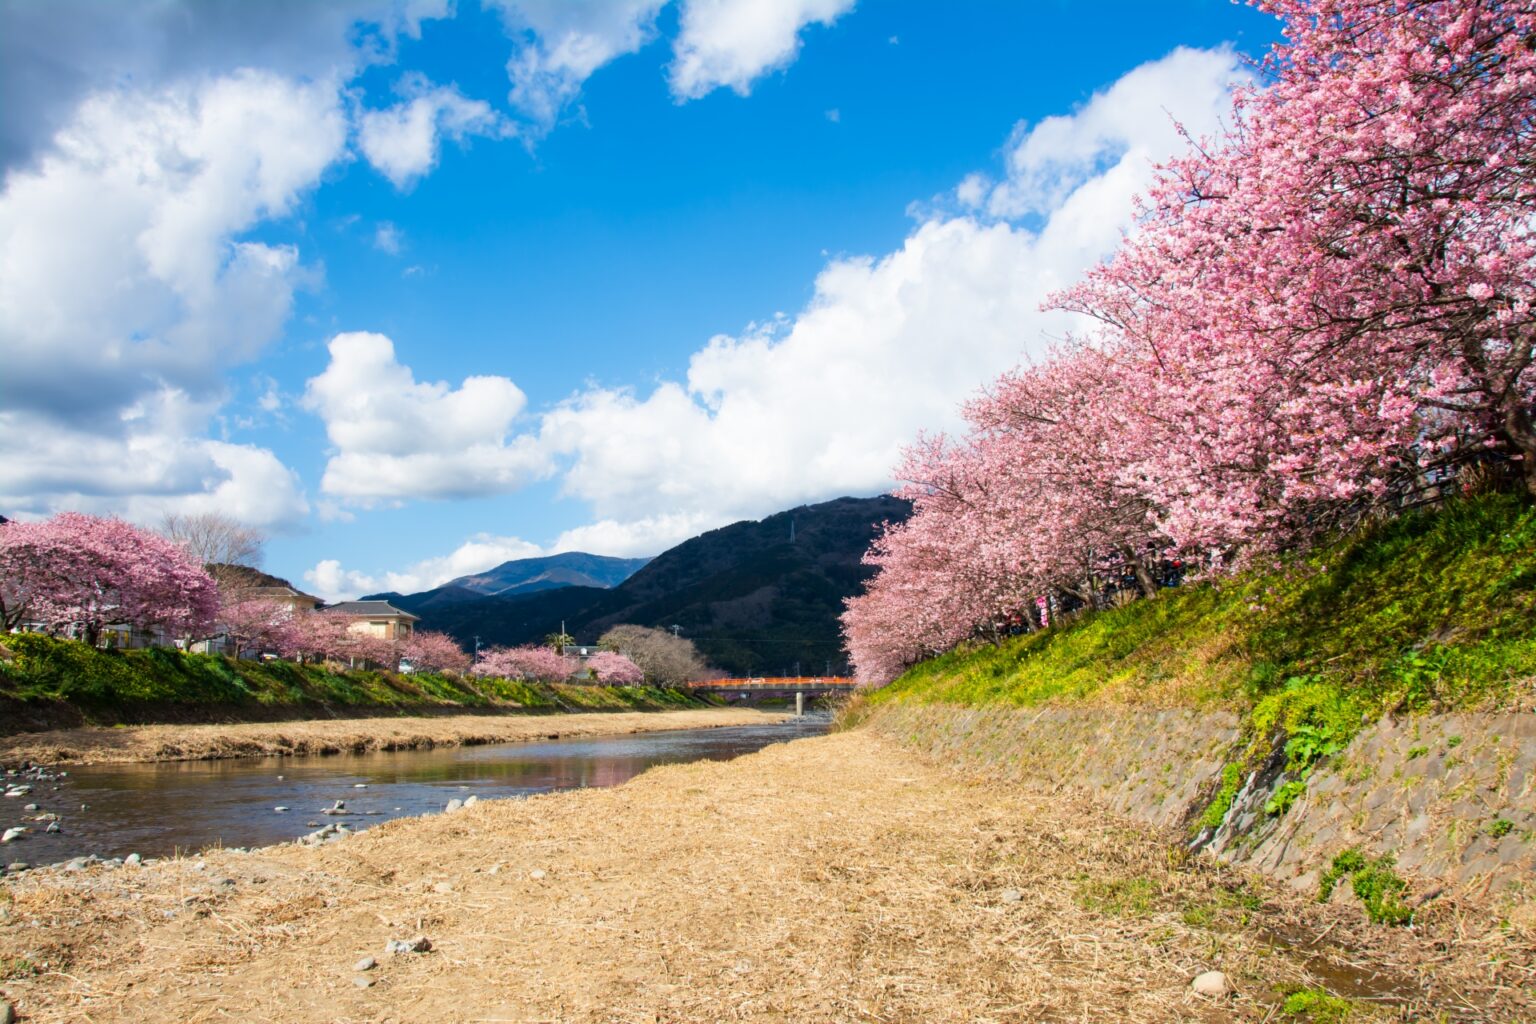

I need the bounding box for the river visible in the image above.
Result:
[3,716,829,864]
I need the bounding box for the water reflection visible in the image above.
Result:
[5,717,829,863]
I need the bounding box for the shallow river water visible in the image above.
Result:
[5,716,829,864]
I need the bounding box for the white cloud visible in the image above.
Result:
[487,0,667,125]
[256,376,284,413]
[358,74,512,189]
[982,46,1239,219]
[304,331,551,502]
[0,393,308,530]
[0,0,453,172]
[304,532,545,602]
[669,0,854,100]
[374,221,405,254]
[0,69,344,528]
[549,511,721,559]
[530,47,1245,547]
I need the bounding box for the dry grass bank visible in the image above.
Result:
[0,707,787,766]
[1,730,1528,1023]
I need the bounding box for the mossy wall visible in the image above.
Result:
[869,702,1536,896]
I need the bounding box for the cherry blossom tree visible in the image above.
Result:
[849,0,1536,682]
[280,612,396,667]
[586,650,644,685]
[1058,0,1536,555]
[400,630,472,674]
[471,645,578,682]
[597,625,712,685]
[216,596,301,659]
[842,345,1180,684]
[0,513,218,644]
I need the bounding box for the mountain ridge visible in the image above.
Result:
[377,495,911,675]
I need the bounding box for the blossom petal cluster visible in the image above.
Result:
[470,644,580,682]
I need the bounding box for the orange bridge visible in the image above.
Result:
[686,676,859,698]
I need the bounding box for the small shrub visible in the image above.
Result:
[829,691,874,731]
[1486,818,1515,839]
[1265,779,1308,817]
[1201,762,1245,829]
[1317,848,1412,926]
[1282,987,1354,1022]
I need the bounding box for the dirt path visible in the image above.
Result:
[0,730,1528,1023]
[0,707,788,766]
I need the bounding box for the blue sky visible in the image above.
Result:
[0,0,1278,599]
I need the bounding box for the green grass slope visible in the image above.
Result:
[871,493,1536,730]
[0,633,706,731]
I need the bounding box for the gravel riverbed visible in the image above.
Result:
[0,729,1529,1023]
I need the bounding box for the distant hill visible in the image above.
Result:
[383,495,911,676]
[364,551,648,611]
[445,552,652,598]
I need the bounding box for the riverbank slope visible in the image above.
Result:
[0,706,787,766]
[0,633,712,736]
[1,729,1528,1023]
[857,492,1536,899]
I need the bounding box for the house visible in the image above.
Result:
[325,600,419,641]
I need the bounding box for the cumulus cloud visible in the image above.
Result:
[304,532,545,602]
[304,332,551,502]
[0,69,345,529]
[981,46,1240,219]
[549,511,723,559]
[0,0,450,173]
[487,0,667,125]
[306,47,1246,580]
[528,47,1246,554]
[358,74,513,189]
[0,393,309,529]
[669,0,854,99]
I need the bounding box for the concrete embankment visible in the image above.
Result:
[0,729,1530,1023]
[867,701,1536,897]
[0,706,789,766]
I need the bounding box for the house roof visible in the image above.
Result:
[244,585,321,605]
[325,600,420,621]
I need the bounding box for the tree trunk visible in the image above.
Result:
[1507,403,1536,499]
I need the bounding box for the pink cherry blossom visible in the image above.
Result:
[471,645,579,682]
[0,512,219,644]
[586,650,645,685]
[845,0,1536,684]
[400,630,472,674]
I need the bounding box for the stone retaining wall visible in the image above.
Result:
[869,702,1536,897]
